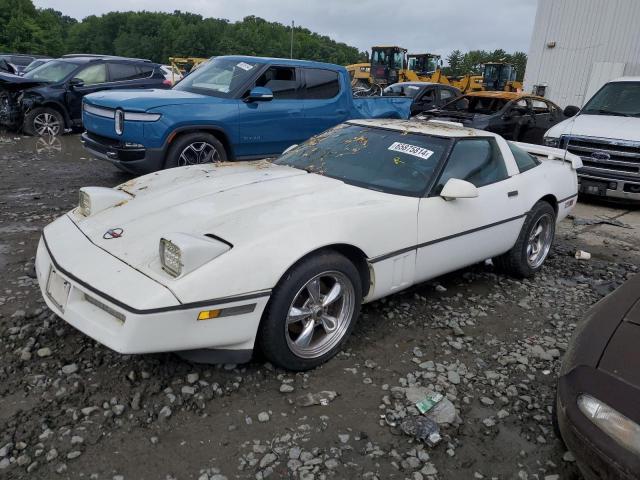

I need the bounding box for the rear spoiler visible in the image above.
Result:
[513,142,583,170]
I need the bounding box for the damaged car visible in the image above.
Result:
[36,119,581,370]
[419,91,566,144]
[555,274,640,480]
[0,55,167,136]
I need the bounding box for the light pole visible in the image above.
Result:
[290,20,294,59]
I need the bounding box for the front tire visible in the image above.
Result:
[23,107,64,136]
[258,252,362,371]
[164,132,227,169]
[494,201,556,278]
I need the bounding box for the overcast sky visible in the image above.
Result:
[33,0,538,58]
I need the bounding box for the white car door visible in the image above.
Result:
[415,137,526,282]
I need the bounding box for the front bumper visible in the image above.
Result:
[81,131,166,174]
[0,93,22,127]
[578,170,640,201]
[556,366,640,480]
[35,217,269,358]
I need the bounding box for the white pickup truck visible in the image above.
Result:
[544,77,640,201]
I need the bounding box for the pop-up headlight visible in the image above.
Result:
[77,187,132,217]
[159,233,231,278]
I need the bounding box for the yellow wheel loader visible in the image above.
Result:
[482,62,522,92]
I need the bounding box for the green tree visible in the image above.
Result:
[445,49,464,76]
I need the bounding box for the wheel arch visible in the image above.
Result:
[23,100,71,130]
[39,101,71,128]
[165,126,234,160]
[271,243,372,302]
[537,194,559,216]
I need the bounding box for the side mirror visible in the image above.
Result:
[69,78,85,88]
[440,178,479,201]
[563,105,580,117]
[245,86,273,102]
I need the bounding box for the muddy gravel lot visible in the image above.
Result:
[1,132,639,480]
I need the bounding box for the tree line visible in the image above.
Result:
[1,0,527,78]
[0,0,363,65]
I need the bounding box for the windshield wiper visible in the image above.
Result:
[585,109,633,117]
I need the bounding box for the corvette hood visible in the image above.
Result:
[68,161,386,275]
[546,113,640,142]
[85,89,216,112]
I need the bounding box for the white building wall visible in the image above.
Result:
[524,0,640,107]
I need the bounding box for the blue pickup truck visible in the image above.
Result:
[80,56,412,173]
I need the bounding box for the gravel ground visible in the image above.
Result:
[1,132,639,480]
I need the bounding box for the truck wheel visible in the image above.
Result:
[258,251,362,371]
[23,107,64,136]
[165,132,227,169]
[493,201,556,278]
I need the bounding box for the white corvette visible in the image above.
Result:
[36,119,581,370]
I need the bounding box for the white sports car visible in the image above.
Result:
[36,119,581,370]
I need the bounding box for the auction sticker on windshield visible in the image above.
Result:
[388,142,434,160]
[236,62,254,71]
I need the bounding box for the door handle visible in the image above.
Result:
[508,190,518,198]
[336,109,347,115]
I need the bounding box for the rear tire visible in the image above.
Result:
[23,107,64,136]
[164,132,227,169]
[258,252,362,371]
[494,201,556,278]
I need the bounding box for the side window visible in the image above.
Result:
[420,88,435,103]
[508,141,540,173]
[75,63,107,85]
[11,56,33,66]
[108,63,140,81]
[138,65,154,78]
[439,88,456,102]
[304,68,340,99]
[255,66,299,99]
[435,139,508,192]
[531,99,550,114]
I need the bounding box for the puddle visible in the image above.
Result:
[0,130,88,160]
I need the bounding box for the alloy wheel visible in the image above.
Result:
[285,271,355,359]
[526,213,554,268]
[33,113,61,136]
[178,142,220,166]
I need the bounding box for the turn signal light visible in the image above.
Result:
[197,309,221,321]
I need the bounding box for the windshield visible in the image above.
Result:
[23,60,48,73]
[383,84,422,98]
[392,52,404,70]
[371,50,388,67]
[173,57,261,97]
[23,60,77,82]
[582,81,640,117]
[409,56,438,73]
[275,124,451,196]
[441,95,508,115]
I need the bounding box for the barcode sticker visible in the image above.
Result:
[236,62,253,71]
[388,142,434,160]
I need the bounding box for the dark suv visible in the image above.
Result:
[0,55,168,135]
[0,53,48,75]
